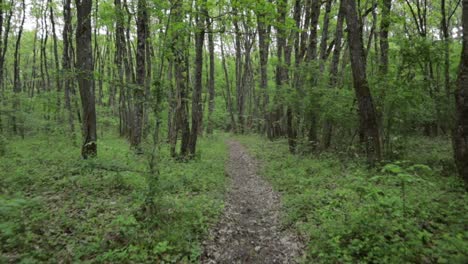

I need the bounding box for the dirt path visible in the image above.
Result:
[201,140,303,264]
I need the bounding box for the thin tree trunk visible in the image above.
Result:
[233,8,244,134]
[0,2,12,92]
[132,0,148,149]
[30,17,39,97]
[319,0,332,73]
[0,0,3,98]
[379,0,392,75]
[12,0,26,136]
[220,35,237,132]
[345,0,382,164]
[306,0,321,148]
[322,0,345,149]
[170,0,190,157]
[256,8,271,137]
[454,0,468,188]
[189,3,205,155]
[76,0,97,158]
[206,16,215,135]
[62,0,75,139]
[49,0,61,117]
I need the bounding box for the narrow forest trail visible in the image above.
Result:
[201,140,303,264]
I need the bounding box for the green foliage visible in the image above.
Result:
[237,135,468,263]
[0,128,228,262]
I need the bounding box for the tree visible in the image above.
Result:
[62,0,75,140]
[132,0,149,149]
[169,0,190,157]
[0,0,12,92]
[255,0,271,137]
[48,0,61,114]
[454,0,468,187]
[206,15,215,135]
[75,0,97,158]
[379,0,392,75]
[188,0,206,156]
[344,0,381,164]
[322,0,345,149]
[12,0,25,136]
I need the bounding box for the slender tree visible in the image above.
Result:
[62,0,75,139]
[75,0,97,158]
[0,1,12,91]
[132,0,149,149]
[454,0,468,187]
[345,0,381,164]
[322,0,345,149]
[189,1,206,155]
[48,0,61,113]
[12,0,26,136]
[379,0,392,75]
[206,16,215,135]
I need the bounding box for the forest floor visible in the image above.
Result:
[201,140,303,264]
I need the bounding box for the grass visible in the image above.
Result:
[0,130,228,263]
[236,135,468,263]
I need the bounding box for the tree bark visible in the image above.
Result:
[220,34,237,132]
[0,2,12,92]
[170,0,190,157]
[256,5,271,137]
[319,0,332,73]
[344,0,381,164]
[12,0,25,136]
[13,0,25,94]
[322,0,345,149]
[62,0,75,140]
[76,0,97,158]
[306,0,321,148]
[379,0,392,75]
[206,16,215,135]
[49,0,61,115]
[132,0,149,149]
[189,4,205,156]
[454,0,468,187]
[233,7,244,133]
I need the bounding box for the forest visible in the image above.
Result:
[0,0,467,262]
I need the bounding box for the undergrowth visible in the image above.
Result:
[0,131,227,263]
[237,135,468,263]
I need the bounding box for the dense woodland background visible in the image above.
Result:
[0,0,468,262]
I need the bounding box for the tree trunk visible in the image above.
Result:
[379,0,391,75]
[62,0,75,140]
[0,2,12,92]
[132,0,148,149]
[273,0,288,139]
[49,0,61,116]
[170,0,190,157]
[344,0,381,164]
[76,0,97,158]
[319,0,332,73]
[256,7,271,137]
[189,3,205,156]
[206,17,215,135]
[29,17,39,97]
[220,34,237,132]
[233,8,244,134]
[305,0,321,148]
[115,0,127,137]
[0,0,3,98]
[454,0,468,188]
[12,0,25,136]
[322,0,345,149]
